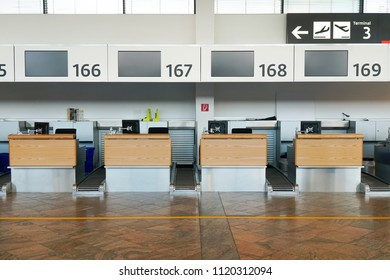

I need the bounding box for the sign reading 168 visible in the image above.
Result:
[0,64,6,77]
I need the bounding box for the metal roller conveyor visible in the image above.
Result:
[266,165,298,194]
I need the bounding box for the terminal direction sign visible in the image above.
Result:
[287,14,390,44]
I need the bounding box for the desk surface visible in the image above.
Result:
[202,134,267,139]
[9,134,75,140]
[105,134,170,140]
[295,133,364,139]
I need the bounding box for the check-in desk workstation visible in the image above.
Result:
[288,133,364,192]
[200,133,268,192]
[8,133,86,192]
[104,132,172,192]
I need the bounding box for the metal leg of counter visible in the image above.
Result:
[11,167,76,192]
[295,166,362,192]
[105,166,171,192]
[200,166,267,192]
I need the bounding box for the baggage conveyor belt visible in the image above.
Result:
[73,166,106,195]
[360,171,390,193]
[266,165,298,193]
[0,172,11,195]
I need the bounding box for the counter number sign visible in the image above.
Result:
[0,64,6,77]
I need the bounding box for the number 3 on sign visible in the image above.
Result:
[363,27,371,40]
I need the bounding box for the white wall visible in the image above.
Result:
[0,15,195,44]
[0,83,195,121]
[212,82,390,121]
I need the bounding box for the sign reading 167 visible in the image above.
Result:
[0,64,7,77]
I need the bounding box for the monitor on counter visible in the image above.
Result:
[118,51,161,77]
[208,120,228,134]
[25,50,68,77]
[34,122,49,134]
[304,50,348,77]
[301,121,321,134]
[122,120,140,134]
[211,51,254,77]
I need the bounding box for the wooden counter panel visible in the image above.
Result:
[9,134,75,140]
[200,138,267,166]
[104,138,172,166]
[296,133,364,139]
[9,139,77,167]
[295,138,363,166]
[201,134,267,140]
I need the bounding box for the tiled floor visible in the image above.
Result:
[1,191,390,260]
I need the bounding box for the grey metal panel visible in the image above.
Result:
[296,167,361,192]
[169,129,195,164]
[0,121,26,141]
[105,167,170,192]
[201,167,267,192]
[99,130,110,165]
[11,168,75,192]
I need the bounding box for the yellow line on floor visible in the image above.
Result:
[1,216,390,221]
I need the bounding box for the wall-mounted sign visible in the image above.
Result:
[287,14,390,44]
[108,45,201,82]
[0,45,15,82]
[14,45,108,82]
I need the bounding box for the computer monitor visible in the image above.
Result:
[301,121,321,134]
[122,120,140,134]
[208,120,228,134]
[232,128,252,134]
[34,122,49,134]
[55,128,76,135]
[148,127,168,134]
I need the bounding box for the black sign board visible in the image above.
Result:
[287,13,390,44]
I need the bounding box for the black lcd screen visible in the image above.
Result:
[211,51,254,77]
[118,51,161,77]
[25,51,68,77]
[305,50,348,77]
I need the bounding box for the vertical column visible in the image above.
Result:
[195,0,216,164]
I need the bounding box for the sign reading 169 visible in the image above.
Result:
[0,64,7,77]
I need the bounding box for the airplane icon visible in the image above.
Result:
[335,24,349,32]
[315,25,330,34]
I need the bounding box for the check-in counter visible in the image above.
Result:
[8,134,83,192]
[290,134,364,192]
[104,134,172,192]
[200,134,268,191]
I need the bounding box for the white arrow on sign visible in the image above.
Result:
[292,26,309,39]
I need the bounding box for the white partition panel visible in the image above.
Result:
[0,45,15,82]
[201,45,294,82]
[14,45,108,82]
[108,45,200,82]
[294,44,389,82]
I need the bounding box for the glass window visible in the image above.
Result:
[0,0,43,14]
[214,0,282,14]
[364,0,390,13]
[125,0,194,14]
[47,0,123,14]
[284,0,360,13]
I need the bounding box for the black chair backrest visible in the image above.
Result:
[232,128,252,134]
[148,127,168,134]
[55,128,76,134]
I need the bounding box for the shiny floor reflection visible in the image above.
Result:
[1,192,390,260]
